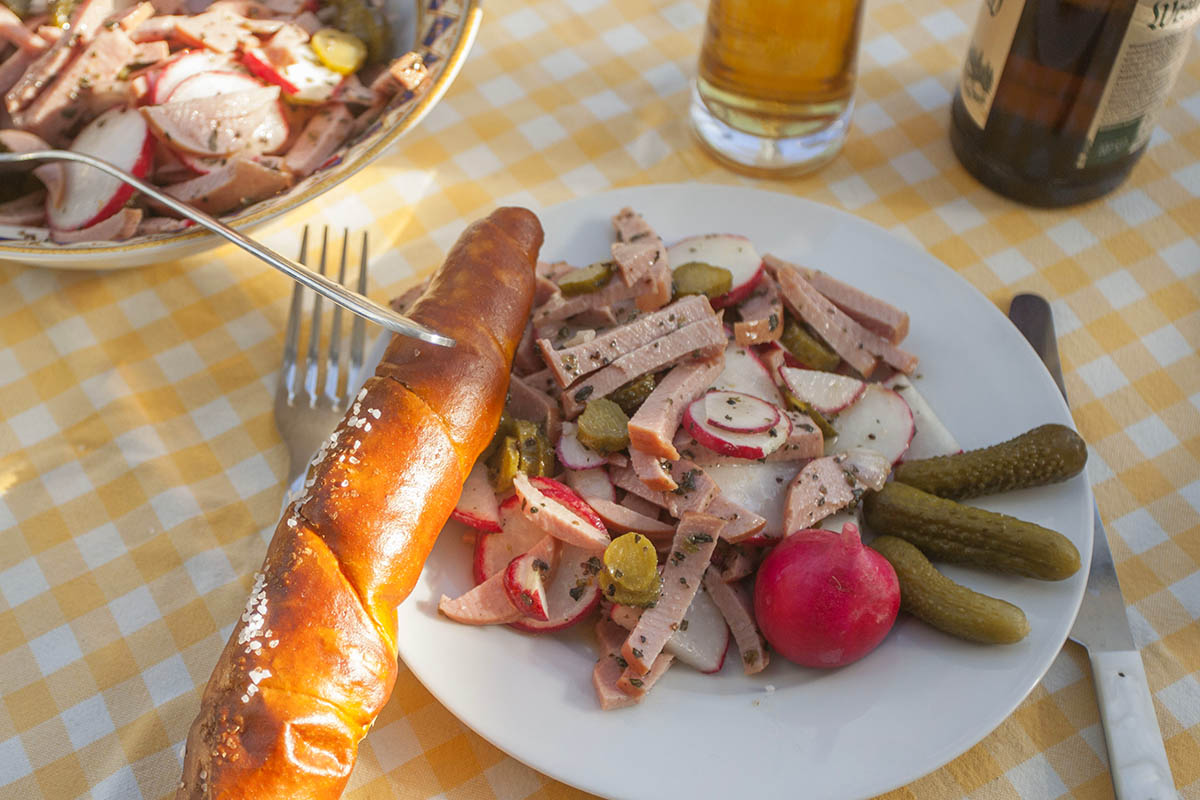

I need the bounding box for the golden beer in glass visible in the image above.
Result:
[691,0,866,174]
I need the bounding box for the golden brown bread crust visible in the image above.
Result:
[177,207,542,799]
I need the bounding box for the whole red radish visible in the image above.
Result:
[754,523,899,668]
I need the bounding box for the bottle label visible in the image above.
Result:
[1080,0,1200,166]
[958,0,1027,130]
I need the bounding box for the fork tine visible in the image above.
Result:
[349,230,368,387]
[281,226,309,405]
[324,228,350,409]
[303,227,329,407]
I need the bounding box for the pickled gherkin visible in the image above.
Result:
[602,533,658,592]
[490,436,521,491]
[863,482,1080,581]
[513,419,554,478]
[312,27,368,74]
[893,423,1087,500]
[872,536,1029,644]
[780,315,840,371]
[485,415,552,489]
[601,574,662,607]
[556,261,615,297]
[48,0,76,27]
[672,262,732,300]
[1,0,30,18]
[332,0,390,64]
[609,373,656,416]
[576,397,629,453]
[782,389,837,439]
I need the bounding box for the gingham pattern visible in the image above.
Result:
[0,0,1197,797]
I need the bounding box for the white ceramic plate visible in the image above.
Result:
[391,184,1094,800]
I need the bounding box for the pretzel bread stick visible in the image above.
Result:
[177,207,543,799]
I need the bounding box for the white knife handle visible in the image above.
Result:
[1091,649,1178,800]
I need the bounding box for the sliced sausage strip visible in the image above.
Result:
[628,355,725,460]
[765,254,910,344]
[702,570,768,675]
[585,497,674,539]
[704,494,766,542]
[774,264,918,376]
[621,512,724,674]
[733,272,783,346]
[592,619,673,709]
[560,315,726,418]
[629,446,676,492]
[773,265,879,376]
[537,295,714,388]
[610,459,718,519]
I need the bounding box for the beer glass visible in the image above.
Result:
[690,0,867,175]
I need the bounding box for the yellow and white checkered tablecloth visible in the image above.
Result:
[1,0,1198,797]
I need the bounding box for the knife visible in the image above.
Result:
[1008,293,1178,800]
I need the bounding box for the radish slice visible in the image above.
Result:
[704,390,781,433]
[504,546,560,622]
[47,108,153,232]
[682,396,791,459]
[710,342,783,406]
[828,384,914,464]
[510,545,602,633]
[611,586,730,673]
[703,461,802,542]
[167,69,264,101]
[556,421,607,469]
[670,585,730,673]
[164,71,289,157]
[474,495,545,584]
[778,367,866,415]
[450,462,501,533]
[586,497,674,537]
[564,467,616,503]
[153,50,238,103]
[243,45,343,103]
[528,476,607,533]
[667,233,764,309]
[883,375,961,460]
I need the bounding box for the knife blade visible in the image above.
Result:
[1008,293,1177,800]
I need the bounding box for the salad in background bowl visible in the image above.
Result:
[0,0,479,268]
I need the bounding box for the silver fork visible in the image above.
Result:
[275,226,370,486]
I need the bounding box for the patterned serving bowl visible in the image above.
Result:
[0,0,481,269]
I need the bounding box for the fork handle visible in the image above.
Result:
[1092,649,1179,800]
[0,149,454,347]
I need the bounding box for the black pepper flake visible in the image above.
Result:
[629,677,644,688]
[574,385,594,403]
[631,647,644,659]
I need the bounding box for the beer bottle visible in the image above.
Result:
[949,0,1200,206]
